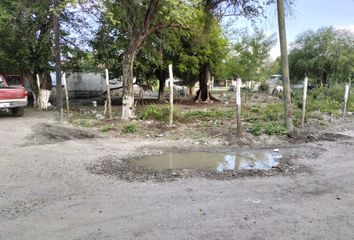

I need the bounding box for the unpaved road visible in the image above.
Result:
[1,109,354,240]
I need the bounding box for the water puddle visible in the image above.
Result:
[129,150,283,172]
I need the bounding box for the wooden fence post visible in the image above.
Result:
[168,64,174,127]
[236,77,242,138]
[301,75,308,126]
[36,74,41,109]
[105,69,113,119]
[343,83,350,117]
[63,73,70,114]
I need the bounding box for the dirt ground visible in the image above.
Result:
[1,107,354,240]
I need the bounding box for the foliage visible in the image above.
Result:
[74,118,92,128]
[222,30,277,81]
[122,123,139,133]
[139,104,181,122]
[289,27,354,84]
[258,82,269,92]
[264,122,287,135]
[292,84,354,115]
[139,105,166,121]
[184,108,234,121]
[101,124,114,132]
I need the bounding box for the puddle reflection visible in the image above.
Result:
[129,151,282,172]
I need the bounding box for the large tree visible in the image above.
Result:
[0,0,54,93]
[289,27,354,84]
[100,0,197,119]
[222,30,276,82]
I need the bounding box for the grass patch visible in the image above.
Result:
[73,118,93,128]
[138,105,181,122]
[101,124,114,132]
[122,123,139,134]
[184,108,234,121]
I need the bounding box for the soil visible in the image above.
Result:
[1,106,354,240]
[24,123,97,146]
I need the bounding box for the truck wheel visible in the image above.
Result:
[11,107,24,117]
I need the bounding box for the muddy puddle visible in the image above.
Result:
[129,151,283,172]
[89,147,317,182]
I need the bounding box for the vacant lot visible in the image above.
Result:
[0,108,353,240]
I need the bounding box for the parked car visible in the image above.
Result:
[0,74,28,117]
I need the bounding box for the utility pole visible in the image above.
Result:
[53,0,63,122]
[277,0,293,133]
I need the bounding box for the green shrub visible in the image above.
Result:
[264,122,287,135]
[249,122,263,136]
[184,108,234,120]
[122,124,139,133]
[258,82,269,92]
[139,105,165,120]
[101,124,114,132]
[139,105,181,122]
[75,118,92,128]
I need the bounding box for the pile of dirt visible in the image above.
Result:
[88,153,311,182]
[288,131,351,144]
[25,123,96,145]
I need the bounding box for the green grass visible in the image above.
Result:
[122,123,139,133]
[74,118,92,128]
[101,124,114,132]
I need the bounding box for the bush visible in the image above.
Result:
[101,124,114,132]
[74,118,92,128]
[264,122,287,135]
[139,105,182,122]
[139,105,165,121]
[249,122,263,136]
[258,82,269,92]
[184,108,234,121]
[122,124,139,133]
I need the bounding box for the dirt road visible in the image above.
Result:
[1,109,354,240]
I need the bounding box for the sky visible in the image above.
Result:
[265,0,354,58]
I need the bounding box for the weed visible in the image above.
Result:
[264,122,287,135]
[184,108,234,120]
[249,122,263,136]
[74,118,92,128]
[122,124,139,134]
[139,105,181,122]
[101,124,114,132]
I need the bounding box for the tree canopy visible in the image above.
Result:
[289,27,354,84]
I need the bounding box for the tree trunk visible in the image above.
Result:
[158,69,167,101]
[121,33,147,119]
[38,72,52,109]
[277,0,293,134]
[53,0,63,122]
[198,64,210,101]
[122,53,136,120]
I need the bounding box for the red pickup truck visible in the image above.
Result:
[0,74,28,117]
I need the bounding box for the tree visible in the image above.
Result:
[289,27,354,84]
[277,0,293,133]
[0,0,54,94]
[0,0,92,111]
[101,0,197,119]
[222,30,277,82]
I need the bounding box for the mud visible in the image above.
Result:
[24,123,96,146]
[88,147,315,182]
[288,131,351,143]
